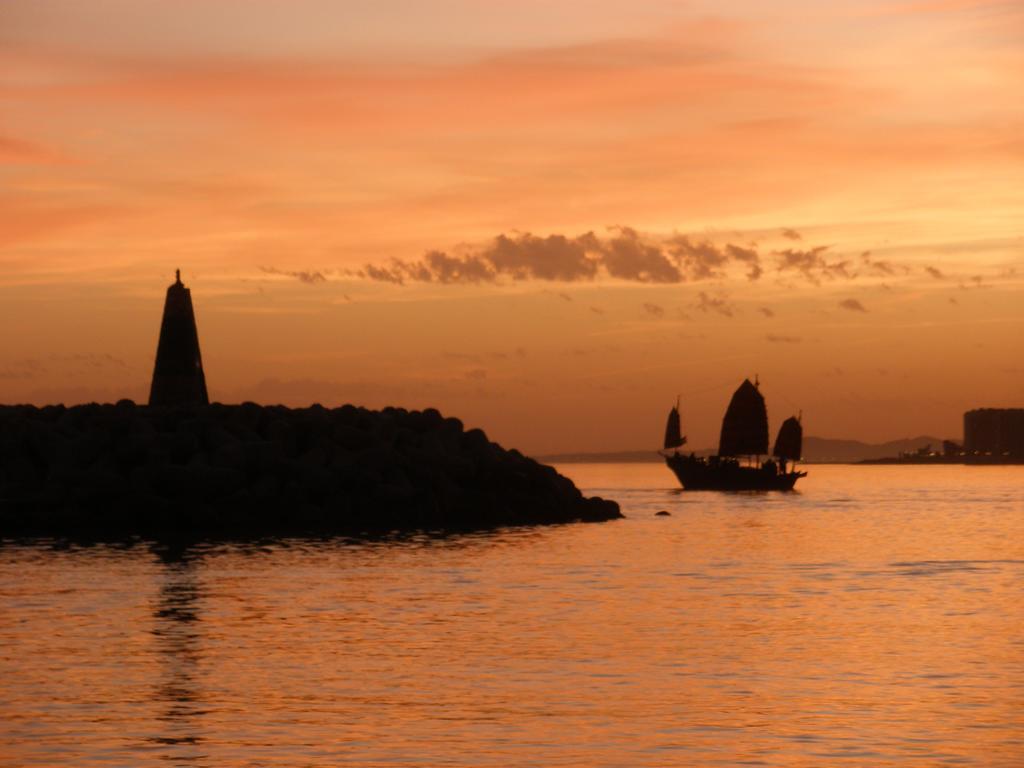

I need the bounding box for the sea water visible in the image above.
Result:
[1,464,1022,766]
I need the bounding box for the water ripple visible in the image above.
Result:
[1,464,1023,767]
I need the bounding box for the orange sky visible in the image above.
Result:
[1,0,1021,453]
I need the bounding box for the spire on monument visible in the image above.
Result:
[149,271,209,406]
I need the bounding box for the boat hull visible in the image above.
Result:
[665,453,805,491]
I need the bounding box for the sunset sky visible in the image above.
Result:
[1,0,1021,453]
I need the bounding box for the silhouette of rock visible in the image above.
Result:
[149,270,208,407]
[0,403,621,537]
[655,510,670,516]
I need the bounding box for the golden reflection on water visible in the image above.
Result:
[150,547,205,760]
[1,465,1022,766]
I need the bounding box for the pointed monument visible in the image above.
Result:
[149,270,209,406]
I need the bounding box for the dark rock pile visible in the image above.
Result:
[0,402,620,536]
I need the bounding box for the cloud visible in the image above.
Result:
[666,235,727,279]
[260,266,327,284]
[861,251,897,276]
[781,228,802,241]
[424,250,495,283]
[925,265,945,279]
[540,289,573,302]
[758,306,775,317]
[358,232,599,285]
[491,233,598,281]
[766,334,801,343]
[602,227,682,283]
[695,291,734,317]
[775,246,853,284]
[667,236,763,281]
[642,302,665,318]
[358,228,772,286]
[360,263,405,284]
[589,305,605,315]
[838,298,868,312]
[0,358,45,380]
[725,244,762,280]
[958,275,987,289]
[463,369,488,381]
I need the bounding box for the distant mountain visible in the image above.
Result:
[802,435,945,463]
[540,435,945,465]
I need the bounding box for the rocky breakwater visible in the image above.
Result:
[0,403,620,536]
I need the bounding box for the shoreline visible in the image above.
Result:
[0,402,621,537]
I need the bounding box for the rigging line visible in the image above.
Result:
[774,389,804,416]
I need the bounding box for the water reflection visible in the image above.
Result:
[2,465,1023,767]
[149,544,206,763]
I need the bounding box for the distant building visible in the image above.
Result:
[964,409,1024,457]
[149,270,209,406]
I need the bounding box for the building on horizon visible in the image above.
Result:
[963,408,1024,457]
[149,270,209,406]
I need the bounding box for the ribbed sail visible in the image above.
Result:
[664,405,686,450]
[772,416,802,461]
[718,379,769,456]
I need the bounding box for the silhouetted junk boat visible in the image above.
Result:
[662,379,807,491]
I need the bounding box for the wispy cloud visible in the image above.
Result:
[666,235,728,280]
[260,266,328,284]
[838,298,868,312]
[726,244,763,281]
[861,251,900,276]
[0,135,65,164]
[695,291,734,317]
[776,246,853,284]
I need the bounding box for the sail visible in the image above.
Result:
[718,379,769,456]
[772,416,802,460]
[664,405,686,450]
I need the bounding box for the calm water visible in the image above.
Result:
[2,464,1023,767]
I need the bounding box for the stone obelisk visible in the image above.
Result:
[149,270,209,406]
